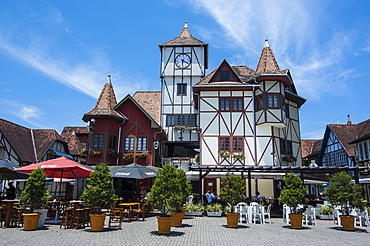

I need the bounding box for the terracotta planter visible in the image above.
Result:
[340,215,355,231]
[225,212,239,228]
[289,214,303,229]
[23,213,41,231]
[170,211,185,227]
[157,216,172,234]
[90,214,106,232]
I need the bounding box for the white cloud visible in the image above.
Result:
[0,2,145,100]
[186,0,358,101]
[0,99,45,128]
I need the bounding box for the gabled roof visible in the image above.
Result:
[114,94,161,128]
[0,118,66,163]
[61,127,89,155]
[194,60,256,86]
[301,139,323,159]
[33,129,66,160]
[133,91,161,125]
[161,22,206,45]
[82,75,124,122]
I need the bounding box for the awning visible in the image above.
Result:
[54,151,73,160]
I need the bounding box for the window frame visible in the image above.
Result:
[267,94,280,108]
[107,135,117,150]
[219,136,244,153]
[124,137,135,151]
[220,71,230,81]
[177,83,187,96]
[92,134,104,149]
[137,137,147,151]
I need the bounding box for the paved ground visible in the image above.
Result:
[1,214,369,246]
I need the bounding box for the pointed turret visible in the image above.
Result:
[161,22,206,45]
[82,74,123,121]
[255,39,283,75]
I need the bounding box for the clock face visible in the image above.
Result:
[175,54,191,68]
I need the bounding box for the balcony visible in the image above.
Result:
[162,157,197,172]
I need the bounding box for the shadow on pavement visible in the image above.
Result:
[150,231,185,237]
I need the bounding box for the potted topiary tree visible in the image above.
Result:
[326,171,364,231]
[278,173,308,229]
[219,172,246,228]
[148,163,192,234]
[80,163,117,232]
[20,167,50,230]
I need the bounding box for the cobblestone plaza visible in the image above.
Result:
[2,215,369,246]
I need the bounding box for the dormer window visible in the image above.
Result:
[220,71,230,81]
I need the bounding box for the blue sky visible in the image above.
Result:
[0,0,369,139]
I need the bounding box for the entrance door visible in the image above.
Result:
[204,178,216,194]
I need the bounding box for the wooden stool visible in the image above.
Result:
[72,209,85,229]
[108,208,123,229]
[10,207,23,228]
[0,206,4,227]
[60,207,73,229]
[84,207,92,227]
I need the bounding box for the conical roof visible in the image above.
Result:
[82,75,124,121]
[161,22,206,45]
[255,39,284,75]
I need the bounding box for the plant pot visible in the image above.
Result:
[157,216,172,234]
[34,209,48,228]
[340,215,355,231]
[22,213,41,231]
[207,212,222,217]
[225,212,239,228]
[289,214,303,229]
[90,214,106,232]
[170,211,185,227]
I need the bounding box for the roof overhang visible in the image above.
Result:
[255,74,292,86]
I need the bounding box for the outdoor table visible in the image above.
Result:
[1,200,19,228]
[118,203,140,221]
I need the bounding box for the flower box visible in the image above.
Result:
[207,212,222,217]
[320,215,334,220]
[185,211,203,216]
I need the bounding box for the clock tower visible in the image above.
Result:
[159,22,208,158]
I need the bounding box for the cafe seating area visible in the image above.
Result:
[0,199,152,230]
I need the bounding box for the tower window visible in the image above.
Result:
[220,71,230,81]
[92,134,104,149]
[177,83,187,96]
[108,135,117,150]
[233,98,243,111]
[268,94,280,108]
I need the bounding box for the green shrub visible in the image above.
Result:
[186,203,205,212]
[278,173,308,214]
[319,205,333,216]
[206,203,223,212]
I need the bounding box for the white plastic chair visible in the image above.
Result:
[283,204,291,224]
[262,204,272,224]
[354,209,370,227]
[303,205,317,225]
[251,204,263,224]
[236,202,248,223]
[333,208,342,226]
[186,196,193,205]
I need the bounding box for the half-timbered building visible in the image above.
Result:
[193,39,306,168]
[0,118,71,166]
[159,22,208,162]
[82,75,165,166]
[318,117,370,167]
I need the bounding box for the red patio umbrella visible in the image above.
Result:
[16,157,93,199]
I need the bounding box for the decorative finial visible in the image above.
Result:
[264,38,269,47]
[107,74,111,84]
[184,21,188,28]
[347,114,352,125]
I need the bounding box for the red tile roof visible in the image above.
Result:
[61,127,89,155]
[301,139,322,159]
[133,91,161,125]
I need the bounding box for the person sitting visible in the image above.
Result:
[255,191,263,203]
[5,181,16,200]
[207,190,215,204]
